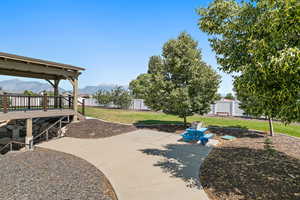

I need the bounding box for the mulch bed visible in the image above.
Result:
[65,119,137,138]
[199,128,300,200]
[0,148,117,200]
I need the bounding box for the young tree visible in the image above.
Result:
[93,89,112,106]
[130,32,221,126]
[198,0,299,135]
[111,86,132,109]
[224,93,234,100]
[234,79,275,135]
[23,90,37,96]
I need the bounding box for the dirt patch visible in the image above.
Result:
[65,119,137,138]
[200,130,300,200]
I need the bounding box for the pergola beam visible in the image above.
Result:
[0,68,62,80]
[0,52,85,123]
[45,79,55,87]
[0,59,79,79]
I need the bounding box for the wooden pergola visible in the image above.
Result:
[0,52,85,149]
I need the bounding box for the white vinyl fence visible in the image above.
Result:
[208,100,245,116]
[82,97,245,116]
[81,98,150,110]
[129,99,150,110]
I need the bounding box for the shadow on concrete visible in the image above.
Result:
[140,143,211,189]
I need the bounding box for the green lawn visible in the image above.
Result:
[84,107,300,138]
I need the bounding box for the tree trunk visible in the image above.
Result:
[183,116,187,128]
[268,117,274,136]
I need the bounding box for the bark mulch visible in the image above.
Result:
[0,148,117,200]
[65,119,137,138]
[199,127,300,200]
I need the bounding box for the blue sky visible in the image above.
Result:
[0,0,233,94]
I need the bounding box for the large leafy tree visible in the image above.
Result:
[198,0,300,135]
[129,56,162,99]
[130,32,220,126]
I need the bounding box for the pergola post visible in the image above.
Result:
[46,79,60,108]
[69,77,78,121]
[25,118,33,150]
[54,79,60,108]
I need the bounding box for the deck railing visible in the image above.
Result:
[0,93,74,113]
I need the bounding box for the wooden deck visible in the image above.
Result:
[0,109,76,121]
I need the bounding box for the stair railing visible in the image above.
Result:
[31,116,70,144]
[0,141,27,155]
[0,116,70,154]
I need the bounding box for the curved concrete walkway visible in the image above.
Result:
[38,129,211,200]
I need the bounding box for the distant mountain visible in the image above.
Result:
[0,79,65,93]
[79,84,128,94]
[0,79,127,95]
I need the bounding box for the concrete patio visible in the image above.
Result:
[38,129,212,200]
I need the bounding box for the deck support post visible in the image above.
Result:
[25,118,33,150]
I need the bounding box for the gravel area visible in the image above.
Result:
[65,119,137,138]
[0,148,117,200]
[200,128,300,200]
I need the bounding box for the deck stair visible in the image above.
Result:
[32,116,70,144]
[0,115,72,154]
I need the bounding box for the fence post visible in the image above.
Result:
[68,95,72,109]
[59,95,62,109]
[43,91,48,111]
[28,96,31,110]
[82,99,85,116]
[2,92,8,113]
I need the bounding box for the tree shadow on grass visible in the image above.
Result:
[134,120,188,133]
[200,146,300,200]
[134,120,185,125]
[139,143,212,189]
[134,121,266,138]
[207,125,265,138]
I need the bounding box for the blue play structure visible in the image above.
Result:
[181,127,214,145]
